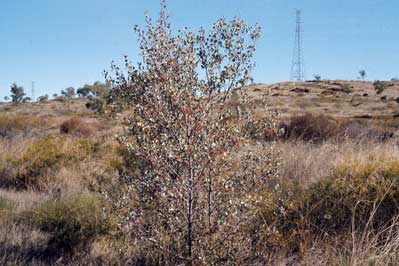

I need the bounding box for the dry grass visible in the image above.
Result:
[60,117,100,137]
[1,86,399,265]
[278,138,399,185]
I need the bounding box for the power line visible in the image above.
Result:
[290,9,306,81]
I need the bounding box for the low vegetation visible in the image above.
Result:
[0,115,48,138]
[20,194,113,252]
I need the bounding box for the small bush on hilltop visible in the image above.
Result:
[37,94,49,102]
[374,80,387,95]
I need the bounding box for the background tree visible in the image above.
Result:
[77,81,110,99]
[60,87,75,109]
[314,74,321,81]
[22,97,31,103]
[37,94,49,102]
[77,86,91,98]
[10,83,30,104]
[3,96,9,101]
[106,2,278,264]
[359,69,366,80]
[78,82,110,113]
[61,87,76,99]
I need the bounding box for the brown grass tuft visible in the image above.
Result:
[60,117,99,137]
[279,113,339,142]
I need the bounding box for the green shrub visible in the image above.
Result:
[0,196,13,212]
[252,158,399,254]
[14,136,94,189]
[85,97,106,113]
[20,195,112,251]
[374,80,387,95]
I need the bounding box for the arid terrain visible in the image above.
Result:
[1,80,399,265]
[250,80,399,118]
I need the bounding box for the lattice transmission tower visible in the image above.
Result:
[290,9,305,81]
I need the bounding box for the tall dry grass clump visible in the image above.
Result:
[279,113,339,142]
[60,117,99,137]
[253,139,399,264]
[279,113,397,143]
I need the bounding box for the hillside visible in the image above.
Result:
[247,80,399,119]
[2,80,399,121]
[1,81,399,265]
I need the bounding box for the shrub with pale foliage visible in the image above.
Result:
[106,1,278,264]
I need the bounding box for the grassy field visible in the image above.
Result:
[1,81,399,265]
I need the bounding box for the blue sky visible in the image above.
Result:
[1,0,398,100]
